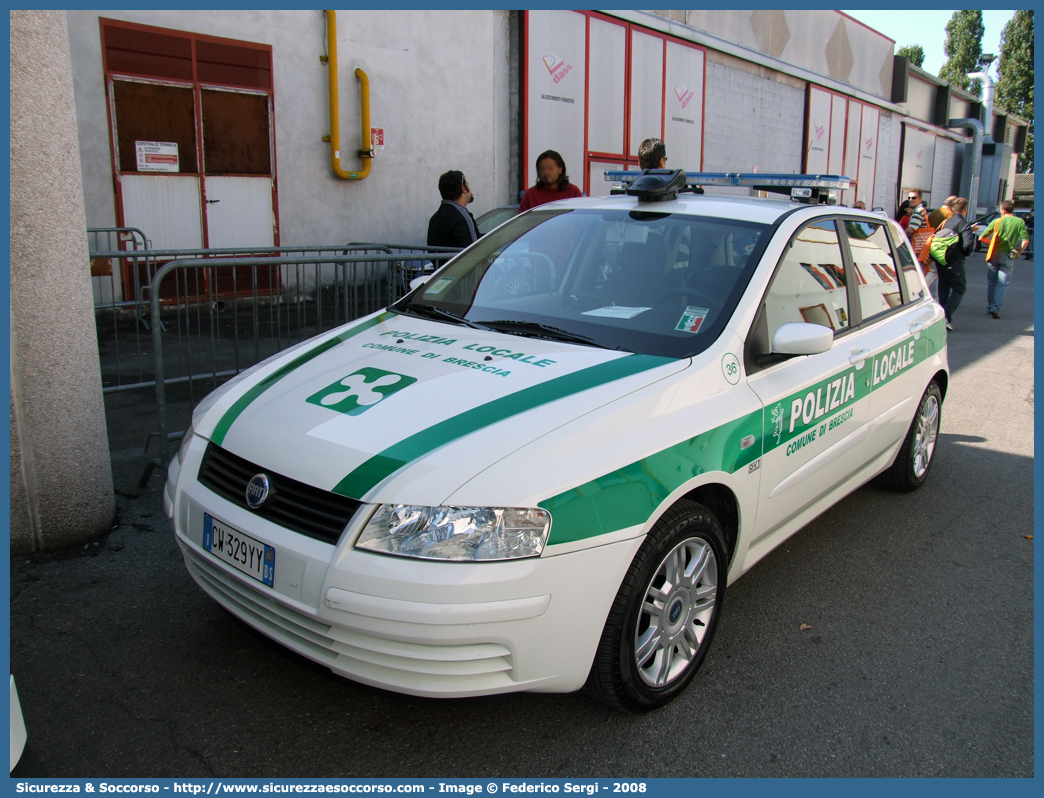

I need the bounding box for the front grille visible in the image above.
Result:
[198,442,361,545]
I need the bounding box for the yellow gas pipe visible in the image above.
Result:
[323,10,372,180]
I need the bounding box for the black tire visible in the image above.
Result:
[877,381,942,493]
[584,499,727,713]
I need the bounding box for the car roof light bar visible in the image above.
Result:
[604,170,851,189]
[604,171,851,204]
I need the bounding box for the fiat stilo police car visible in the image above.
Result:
[166,169,946,712]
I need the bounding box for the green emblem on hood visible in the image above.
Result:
[306,367,417,415]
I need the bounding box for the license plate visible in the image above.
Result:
[203,514,275,587]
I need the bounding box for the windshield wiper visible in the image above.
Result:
[480,320,606,348]
[401,303,489,330]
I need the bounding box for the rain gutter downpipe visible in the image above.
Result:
[967,70,994,140]
[324,10,373,180]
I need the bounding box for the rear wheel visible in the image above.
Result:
[585,500,727,713]
[877,381,942,492]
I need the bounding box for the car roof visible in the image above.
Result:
[524,192,880,226]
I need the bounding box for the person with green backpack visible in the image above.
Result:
[931,197,977,330]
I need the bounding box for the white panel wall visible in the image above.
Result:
[628,30,664,159]
[828,94,847,175]
[901,125,938,205]
[664,41,704,170]
[873,110,896,213]
[205,176,275,249]
[806,86,832,173]
[842,103,862,206]
[69,10,514,248]
[526,10,587,189]
[856,104,880,207]
[930,138,960,206]
[587,18,625,157]
[119,174,203,250]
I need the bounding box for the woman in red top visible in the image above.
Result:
[519,150,584,211]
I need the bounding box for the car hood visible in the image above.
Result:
[193,310,687,505]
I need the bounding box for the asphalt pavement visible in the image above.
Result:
[9,251,1034,778]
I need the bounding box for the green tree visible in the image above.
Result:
[896,44,925,68]
[938,10,986,97]
[994,10,1034,172]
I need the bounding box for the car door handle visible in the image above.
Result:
[908,321,925,339]
[849,348,871,368]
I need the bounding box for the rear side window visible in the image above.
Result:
[889,224,926,303]
[762,219,851,339]
[843,220,903,320]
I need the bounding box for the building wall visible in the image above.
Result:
[872,110,896,213]
[904,75,935,122]
[658,10,894,100]
[881,111,904,216]
[67,9,513,248]
[702,50,805,181]
[11,10,115,553]
[930,138,961,204]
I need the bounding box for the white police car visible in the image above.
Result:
[166,170,946,712]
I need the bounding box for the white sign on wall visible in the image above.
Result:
[587,17,626,157]
[805,86,832,174]
[806,87,881,206]
[629,30,664,159]
[526,10,586,190]
[135,140,179,172]
[856,104,880,206]
[900,124,938,205]
[664,41,705,171]
[527,11,706,194]
[828,92,846,175]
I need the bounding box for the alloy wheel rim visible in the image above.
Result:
[912,395,939,478]
[634,536,718,688]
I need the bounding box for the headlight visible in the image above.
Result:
[355,504,551,561]
[177,424,194,465]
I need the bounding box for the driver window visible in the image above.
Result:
[764,219,851,341]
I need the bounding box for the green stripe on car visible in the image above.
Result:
[540,409,763,546]
[333,353,677,499]
[211,312,395,446]
[542,318,946,546]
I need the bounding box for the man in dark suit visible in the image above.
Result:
[427,170,479,248]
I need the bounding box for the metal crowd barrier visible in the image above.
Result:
[128,249,460,481]
[90,241,459,394]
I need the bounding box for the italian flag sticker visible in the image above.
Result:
[675,306,709,334]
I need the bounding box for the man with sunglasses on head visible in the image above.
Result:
[427,170,480,248]
[638,137,667,170]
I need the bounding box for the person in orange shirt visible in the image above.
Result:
[519,150,584,211]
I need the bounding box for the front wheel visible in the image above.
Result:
[877,381,942,492]
[585,500,728,713]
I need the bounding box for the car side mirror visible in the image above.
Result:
[409,275,430,292]
[771,322,833,356]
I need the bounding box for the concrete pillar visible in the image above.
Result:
[10,10,115,553]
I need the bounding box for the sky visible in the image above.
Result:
[840,9,1016,78]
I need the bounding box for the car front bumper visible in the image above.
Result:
[168,442,643,698]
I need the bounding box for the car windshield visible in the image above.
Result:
[393,208,770,359]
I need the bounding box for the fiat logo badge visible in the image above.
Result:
[245,474,271,509]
